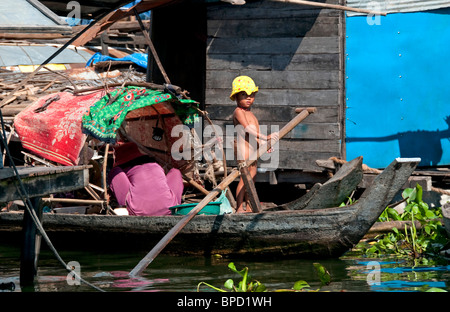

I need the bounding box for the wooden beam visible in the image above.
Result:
[0,33,70,40]
[282,0,387,16]
[0,166,90,203]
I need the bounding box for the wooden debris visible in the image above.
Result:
[0,67,147,117]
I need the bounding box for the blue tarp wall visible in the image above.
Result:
[345,8,450,168]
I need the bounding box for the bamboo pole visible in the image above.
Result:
[283,0,387,16]
[129,107,315,277]
[103,144,110,202]
[42,198,105,205]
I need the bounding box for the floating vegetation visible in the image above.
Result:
[197,262,332,292]
[354,184,449,261]
[197,184,449,293]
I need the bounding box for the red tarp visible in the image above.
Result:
[14,91,104,166]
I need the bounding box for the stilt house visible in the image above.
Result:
[35,0,450,184]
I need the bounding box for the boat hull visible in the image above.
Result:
[0,157,420,258]
[0,206,358,258]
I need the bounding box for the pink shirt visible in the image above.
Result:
[109,163,183,216]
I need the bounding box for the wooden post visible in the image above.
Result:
[20,197,43,287]
[239,163,262,213]
[0,165,90,286]
[101,31,109,56]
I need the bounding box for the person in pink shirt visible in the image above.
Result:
[108,142,183,216]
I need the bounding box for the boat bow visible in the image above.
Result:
[341,157,421,245]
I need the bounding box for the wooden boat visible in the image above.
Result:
[0,157,420,258]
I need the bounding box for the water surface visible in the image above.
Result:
[0,241,448,292]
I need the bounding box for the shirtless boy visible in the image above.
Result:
[230,76,278,213]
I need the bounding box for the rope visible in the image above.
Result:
[237,161,248,170]
[190,106,228,178]
[204,162,218,188]
[212,159,223,171]
[431,186,450,196]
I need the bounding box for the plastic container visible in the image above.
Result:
[169,202,221,215]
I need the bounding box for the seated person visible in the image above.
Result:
[108,142,183,216]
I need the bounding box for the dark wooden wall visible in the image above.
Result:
[151,2,207,105]
[204,0,345,173]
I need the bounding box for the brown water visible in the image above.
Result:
[0,240,448,293]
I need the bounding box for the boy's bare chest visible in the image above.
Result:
[243,111,259,126]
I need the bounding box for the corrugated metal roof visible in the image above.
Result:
[346,0,450,15]
[0,0,67,26]
[40,0,143,19]
[0,45,92,66]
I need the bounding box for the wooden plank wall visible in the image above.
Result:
[204,0,345,173]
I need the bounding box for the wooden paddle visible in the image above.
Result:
[129,107,316,277]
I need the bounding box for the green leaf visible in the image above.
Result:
[228,262,249,279]
[224,279,234,290]
[254,282,267,292]
[313,263,331,286]
[293,280,310,290]
[415,183,423,203]
[402,187,416,203]
[425,287,447,292]
[197,282,228,292]
[228,262,238,273]
[228,263,250,292]
[387,207,402,221]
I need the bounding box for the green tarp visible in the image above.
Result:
[82,86,199,143]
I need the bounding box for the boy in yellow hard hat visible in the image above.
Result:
[230,76,278,213]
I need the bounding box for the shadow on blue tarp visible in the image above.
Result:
[346,116,450,167]
[86,52,148,69]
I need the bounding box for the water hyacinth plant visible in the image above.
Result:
[197,262,331,292]
[362,184,448,259]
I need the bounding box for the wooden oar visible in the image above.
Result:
[284,0,387,16]
[129,107,316,277]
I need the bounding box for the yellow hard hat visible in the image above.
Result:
[230,76,259,101]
